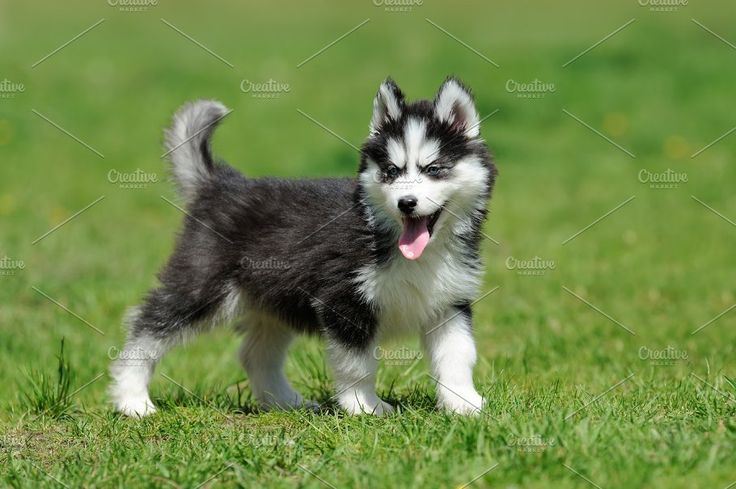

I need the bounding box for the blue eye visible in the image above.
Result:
[426,165,441,177]
[386,165,400,178]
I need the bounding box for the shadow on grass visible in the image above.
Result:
[151,377,439,417]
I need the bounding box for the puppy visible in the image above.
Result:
[110,77,496,417]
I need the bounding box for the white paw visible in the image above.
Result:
[439,390,485,415]
[115,396,157,418]
[339,395,395,416]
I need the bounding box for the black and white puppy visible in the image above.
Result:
[110,77,497,417]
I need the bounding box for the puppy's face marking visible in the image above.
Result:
[359,78,491,260]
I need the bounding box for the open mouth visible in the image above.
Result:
[398,207,443,260]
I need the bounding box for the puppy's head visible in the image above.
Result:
[359,77,494,260]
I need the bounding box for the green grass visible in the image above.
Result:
[19,340,74,420]
[2,0,736,487]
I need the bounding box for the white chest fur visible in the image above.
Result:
[355,238,482,337]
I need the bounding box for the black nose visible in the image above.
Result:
[398,196,418,215]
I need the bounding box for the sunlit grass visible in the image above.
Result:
[1,0,735,487]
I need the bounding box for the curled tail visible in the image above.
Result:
[164,100,229,203]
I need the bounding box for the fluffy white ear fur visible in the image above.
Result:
[434,79,480,138]
[370,79,404,134]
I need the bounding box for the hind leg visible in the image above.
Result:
[238,313,317,411]
[109,336,165,417]
[109,308,172,417]
[110,284,241,417]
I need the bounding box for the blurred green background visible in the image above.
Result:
[1,0,735,487]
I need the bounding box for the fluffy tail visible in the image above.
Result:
[164,100,230,202]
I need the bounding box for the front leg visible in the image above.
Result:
[327,340,395,415]
[316,293,394,416]
[423,305,484,415]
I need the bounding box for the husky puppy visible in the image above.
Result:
[110,77,497,417]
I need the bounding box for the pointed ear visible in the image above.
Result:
[369,78,405,134]
[434,78,480,138]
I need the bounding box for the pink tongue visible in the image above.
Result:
[398,217,430,260]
